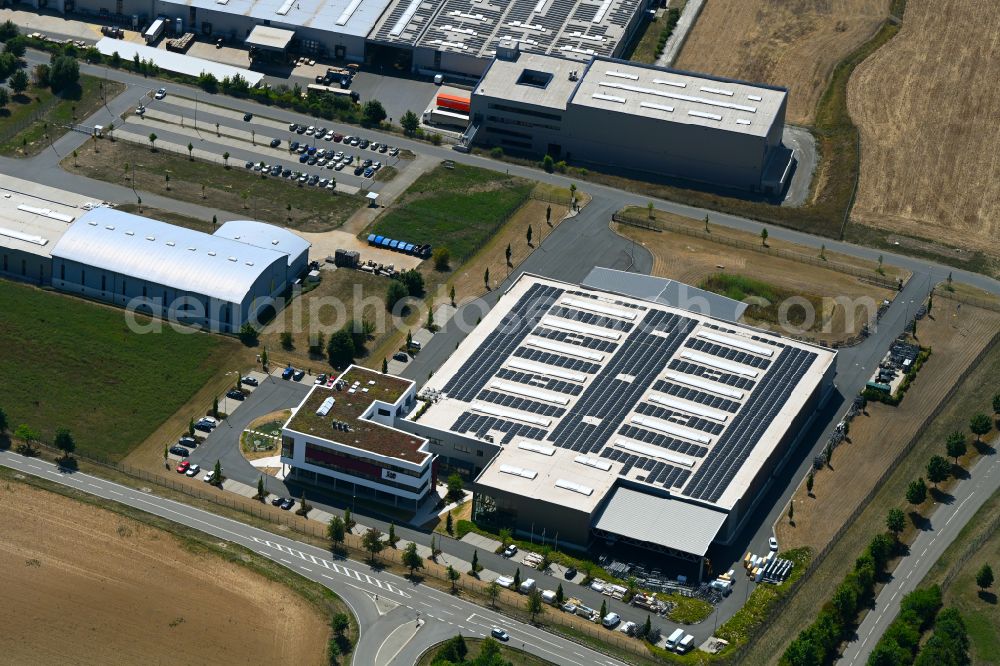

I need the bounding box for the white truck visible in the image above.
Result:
[495,575,515,589]
[143,17,166,43]
[519,578,536,594]
[421,106,469,130]
[541,589,558,605]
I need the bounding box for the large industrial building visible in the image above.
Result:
[468,45,793,193]
[398,272,836,569]
[40,0,650,75]
[0,179,309,333]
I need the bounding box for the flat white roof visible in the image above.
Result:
[417,274,835,512]
[94,38,265,87]
[246,25,296,50]
[0,177,106,258]
[172,0,392,37]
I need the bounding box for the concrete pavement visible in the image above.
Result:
[840,437,1000,665]
[0,450,632,666]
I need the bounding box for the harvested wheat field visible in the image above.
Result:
[776,301,1000,553]
[675,0,888,125]
[848,0,1000,256]
[0,480,329,666]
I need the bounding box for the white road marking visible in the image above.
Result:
[88,483,100,488]
[946,492,975,525]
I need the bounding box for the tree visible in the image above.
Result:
[188,418,196,437]
[331,613,350,636]
[33,62,49,87]
[280,331,293,350]
[643,614,653,639]
[148,132,157,151]
[402,541,423,577]
[647,201,654,219]
[447,472,464,503]
[343,508,355,531]
[993,392,1000,416]
[599,599,607,618]
[432,247,451,271]
[362,527,384,563]
[326,329,355,368]
[212,396,219,419]
[400,109,419,136]
[426,303,435,331]
[484,267,490,289]
[976,563,993,592]
[513,568,521,590]
[9,68,29,95]
[3,35,27,57]
[381,357,388,373]
[212,459,222,485]
[14,424,38,454]
[527,588,544,622]
[387,522,399,548]
[499,528,513,548]
[546,204,552,226]
[450,284,456,307]
[526,224,533,246]
[447,564,460,593]
[430,534,441,560]
[969,412,992,443]
[760,228,768,247]
[53,428,75,457]
[825,440,834,467]
[806,471,814,496]
[446,511,454,535]
[386,280,409,311]
[238,322,259,345]
[362,99,387,126]
[256,475,265,500]
[400,269,425,297]
[470,549,481,575]
[222,151,230,168]
[945,431,967,463]
[505,243,512,266]
[788,501,794,524]
[0,86,8,110]
[487,580,500,607]
[555,583,564,606]
[542,154,554,172]
[906,478,927,506]
[187,142,194,160]
[0,19,18,40]
[327,516,346,547]
[48,55,79,92]
[886,507,905,540]
[438,635,468,663]
[926,455,950,488]
[0,406,6,434]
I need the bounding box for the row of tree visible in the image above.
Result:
[0,407,76,458]
[865,586,974,666]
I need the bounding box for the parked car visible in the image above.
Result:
[379,144,389,154]
[359,139,369,149]
[296,125,307,134]
[315,373,328,384]
[564,566,578,579]
[288,123,298,132]
[240,375,258,386]
[289,140,300,151]
[169,445,190,457]
[503,544,518,558]
[282,366,294,380]
[282,168,292,178]
[243,112,253,121]
[270,138,281,148]
[244,160,254,169]
[602,612,621,628]
[305,126,315,135]
[185,463,201,477]
[363,167,375,178]
[333,133,343,142]
[490,628,509,642]
[178,436,197,448]
[298,154,309,164]
[349,136,360,146]
[154,88,167,99]
[226,389,246,401]
[203,470,218,484]
[561,602,577,614]
[271,496,286,506]
[354,166,365,176]
[134,105,146,115]
[193,420,213,433]
[769,537,779,551]
[280,497,295,510]
[389,147,399,156]
[393,352,409,362]
[176,460,190,474]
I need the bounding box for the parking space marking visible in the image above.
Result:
[280,558,292,564]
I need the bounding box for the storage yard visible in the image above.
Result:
[674,0,889,125]
[848,0,1000,259]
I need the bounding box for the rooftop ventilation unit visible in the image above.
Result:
[500,464,538,480]
[574,455,612,471]
[518,442,556,456]
[555,479,593,496]
[316,396,335,416]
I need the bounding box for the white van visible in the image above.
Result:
[677,634,695,653]
[519,578,536,594]
[541,590,557,605]
[495,576,514,589]
[601,612,621,628]
[666,628,685,650]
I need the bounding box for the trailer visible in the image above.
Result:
[143,17,166,44]
[422,106,469,130]
[436,93,471,114]
[306,84,360,104]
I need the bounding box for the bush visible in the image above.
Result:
[430,133,442,146]
[238,323,259,345]
[48,55,79,92]
[326,329,355,368]
[399,269,425,297]
[432,247,451,271]
[489,146,504,158]
[386,280,409,312]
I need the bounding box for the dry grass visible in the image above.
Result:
[614,211,900,343]
[776,304,1000,553]
[848,0,1000,258]
[744,313,1000,665]
[675,0,889,125]
[0,480,330,665]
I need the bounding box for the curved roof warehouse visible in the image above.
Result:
[49,208,306,332]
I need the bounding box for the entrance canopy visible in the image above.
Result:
[246,26,295,52]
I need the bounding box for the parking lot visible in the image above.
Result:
[122,91,412,194]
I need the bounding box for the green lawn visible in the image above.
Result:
[0,281,229,461]
[699,273,823,329]
[368,163,533,261]
[0,75,123,156]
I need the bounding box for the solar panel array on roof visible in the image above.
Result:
[512,347,602,375]
[442,283,563,401]
[666,359,757,391]
[684,337,771,369]
[476,389,566,418]
[534,325,619,353]
[618,424,708,458]
[634,402,724,436]
[452,411,547,444]
[599,447,691,488]
[496,368,584,396]
[684,346,817,501]
[547,305,635,331]
[652,379,740,413]
[547,310,696,454]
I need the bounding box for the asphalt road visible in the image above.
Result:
[0,450,632,666]
[839,436,1000,665]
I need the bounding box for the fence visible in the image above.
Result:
[936,288,1000,314]
[734,329,1000,663]
[0,96,63,147]
[611,211,903,291]
[939,509,1000,591]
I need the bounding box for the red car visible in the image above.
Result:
[176,460,190,474]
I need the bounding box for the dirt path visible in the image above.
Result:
[0,480,329,665]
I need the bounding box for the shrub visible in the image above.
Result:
[489,146,504,158]
[432,247,451,271]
